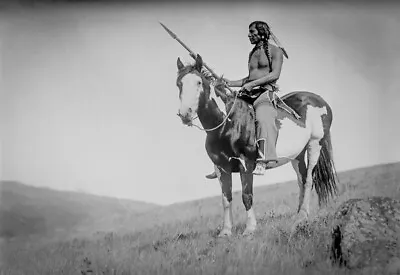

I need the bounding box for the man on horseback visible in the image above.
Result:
[205,20,288,179]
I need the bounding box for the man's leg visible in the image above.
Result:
[253,92,278,175]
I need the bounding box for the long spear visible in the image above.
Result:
[159,22,235,96]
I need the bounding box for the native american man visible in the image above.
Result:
[206,20,289,179]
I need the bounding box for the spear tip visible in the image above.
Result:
[159,21,177,39]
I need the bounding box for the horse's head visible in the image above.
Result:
[176,54,209,125]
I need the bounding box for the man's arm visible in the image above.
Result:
[248,47,284,87]
[224,77,249,87]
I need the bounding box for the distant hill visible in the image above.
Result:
[0,181,159,240]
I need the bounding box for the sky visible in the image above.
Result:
[1,1,400,205]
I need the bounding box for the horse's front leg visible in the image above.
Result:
[240,163,257,236]
[215,165,233,237]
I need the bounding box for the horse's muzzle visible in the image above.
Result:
[177,112,193,126]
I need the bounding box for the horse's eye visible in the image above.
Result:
[197,81,202,86]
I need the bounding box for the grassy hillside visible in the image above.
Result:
[0,181,159,240]
[2,162,399,274]
[118,162,400,234]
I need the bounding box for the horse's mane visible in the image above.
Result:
[177,62,214,83]
[200,68,214,81]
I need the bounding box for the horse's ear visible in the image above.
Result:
[177,57,184,71]
[195,54,203,72]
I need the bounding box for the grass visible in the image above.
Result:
[1,162,399,275]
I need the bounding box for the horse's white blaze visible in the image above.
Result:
[179,74,203,117]
[209,85,227,116]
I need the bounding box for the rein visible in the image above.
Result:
[179,88,239,132]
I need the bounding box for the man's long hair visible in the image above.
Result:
[248,20,288,68]
[248,21,272,69]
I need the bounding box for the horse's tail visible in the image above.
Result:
[312,131,339,206]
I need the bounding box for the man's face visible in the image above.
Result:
[248,24,260,44]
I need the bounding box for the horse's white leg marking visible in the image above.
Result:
[291,158,306,213]
[216,165,233,237]
[243,206,256,236]
[220,194,233,237]
[239,171,256,236]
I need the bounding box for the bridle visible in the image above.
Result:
[177,75,240,132]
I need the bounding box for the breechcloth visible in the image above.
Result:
[250,87,279,161]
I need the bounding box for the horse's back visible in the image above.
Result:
[282,91,331,115]
[282,90,328,106]
[281,90,333,133]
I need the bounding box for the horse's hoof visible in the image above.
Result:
[218,229,232,238]
[242,226,256,237]
[242,231,255,239]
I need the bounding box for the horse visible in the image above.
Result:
[175,54,338,237]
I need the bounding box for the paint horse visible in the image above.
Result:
[176,54,338,237]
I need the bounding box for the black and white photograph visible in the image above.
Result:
[1,0,399,274]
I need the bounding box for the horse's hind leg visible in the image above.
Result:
[302,139,321,216]
[292,139,321,231]
[291,149,307,213]
[239,163,256,236]
[215,165,233,237]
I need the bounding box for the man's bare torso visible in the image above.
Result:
[248,43,279,83]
